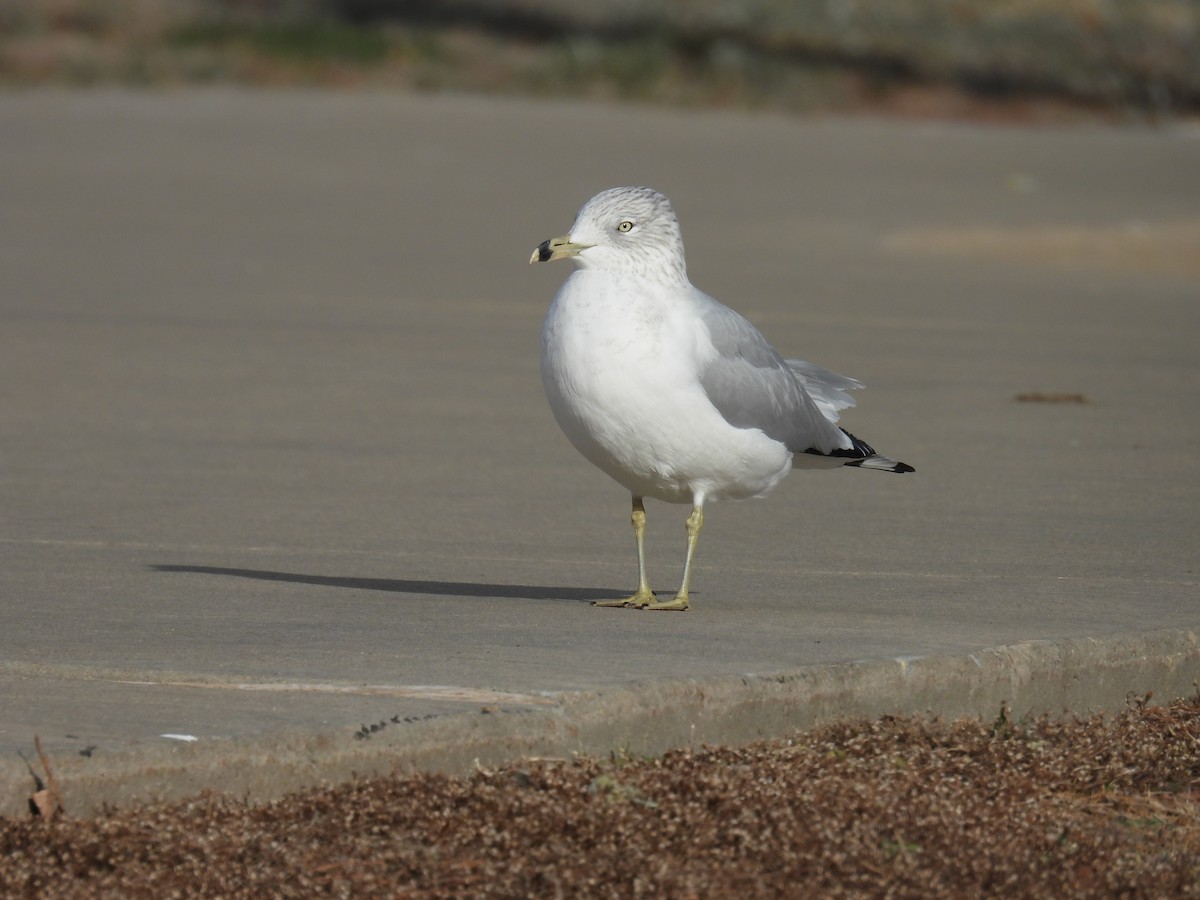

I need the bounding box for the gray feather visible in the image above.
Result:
[691,291,849,455]
[785,359,862,421]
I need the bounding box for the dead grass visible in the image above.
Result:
[2,693,1198,897]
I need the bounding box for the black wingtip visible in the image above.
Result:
[803,429,875,461]
[844,458,915,473]
[802,429,914,473]
[843,431,914,473]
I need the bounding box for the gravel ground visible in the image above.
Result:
[3,694,1198,898]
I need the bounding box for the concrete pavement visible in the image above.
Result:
[1,90,1197,815]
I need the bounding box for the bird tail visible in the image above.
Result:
[802,429,915,474]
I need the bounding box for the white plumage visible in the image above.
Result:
[532,187,912,611]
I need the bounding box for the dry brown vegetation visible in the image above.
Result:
[3,693,1199,897]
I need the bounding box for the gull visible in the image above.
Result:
[531,187,913,612]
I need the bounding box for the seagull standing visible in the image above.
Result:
[531,187,913,611]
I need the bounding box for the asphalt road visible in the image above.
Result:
[1,90,1197,809]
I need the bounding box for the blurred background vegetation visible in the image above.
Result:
[1,0,1197,118]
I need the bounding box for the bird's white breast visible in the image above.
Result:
[540,270,792,504]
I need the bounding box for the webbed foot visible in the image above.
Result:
[593,588,656,609]
[642,595,689,612]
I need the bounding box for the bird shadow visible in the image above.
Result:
[150,564,622,604]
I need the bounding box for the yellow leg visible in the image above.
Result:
[644,505,702,612]
[593,496,657,608]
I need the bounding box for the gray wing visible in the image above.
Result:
[691,291,851,455]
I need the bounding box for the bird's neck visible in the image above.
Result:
[575,257,689,286]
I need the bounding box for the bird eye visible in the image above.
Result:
[617,220,634,233]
